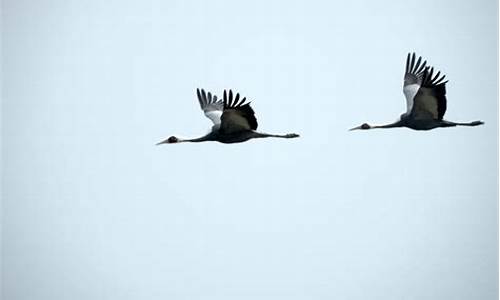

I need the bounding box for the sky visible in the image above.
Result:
[2,0,498,299]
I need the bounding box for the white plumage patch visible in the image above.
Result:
[204,111,222,125]
[403,84,420,114]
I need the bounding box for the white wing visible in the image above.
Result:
[402,53,426,114]
[204,110,222,125]
[196,88,223,125]
[403,84,420,114]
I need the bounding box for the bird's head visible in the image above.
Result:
[156,136,181,145]
[349,123,371,131]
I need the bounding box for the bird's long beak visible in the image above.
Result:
[156,139,168,145]
[349,125,362,131]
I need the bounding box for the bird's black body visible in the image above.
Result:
[193,130,298,144]
[219,131,256,143]
[350,53,484,131]
[157,89,299,145]
[403,118,446,131]
[400,117,482,131]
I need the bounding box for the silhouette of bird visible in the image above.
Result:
[350,53,484,131]
[157,89,300,144]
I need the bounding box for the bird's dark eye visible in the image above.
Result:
[167,136,178,143]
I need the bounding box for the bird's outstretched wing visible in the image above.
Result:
[196,88,223,125]
[219,89,258,134]
[411,66,448,120]
[403,53,427,114]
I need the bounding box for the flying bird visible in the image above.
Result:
[157,89,300,144]
[350,53,484,131]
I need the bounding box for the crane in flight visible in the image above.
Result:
[157,89,299,144]
[350,53,484,131]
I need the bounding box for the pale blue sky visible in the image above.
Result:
[2,0,498,299]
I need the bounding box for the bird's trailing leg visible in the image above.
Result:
[253,132,300,139]
[441,120,485,127]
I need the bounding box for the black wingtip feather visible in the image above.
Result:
[416,60,427,74]
[406,53,410,73]
[202,89,208,106]
[410,53,416,72]
[406,53,427,76]
[196,88,203,107]
[414,56,422,73]
[234,93,240,106]
[223,90,243,108]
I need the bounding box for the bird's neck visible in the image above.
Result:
[371,120,404,129]
[181,132,217,143]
